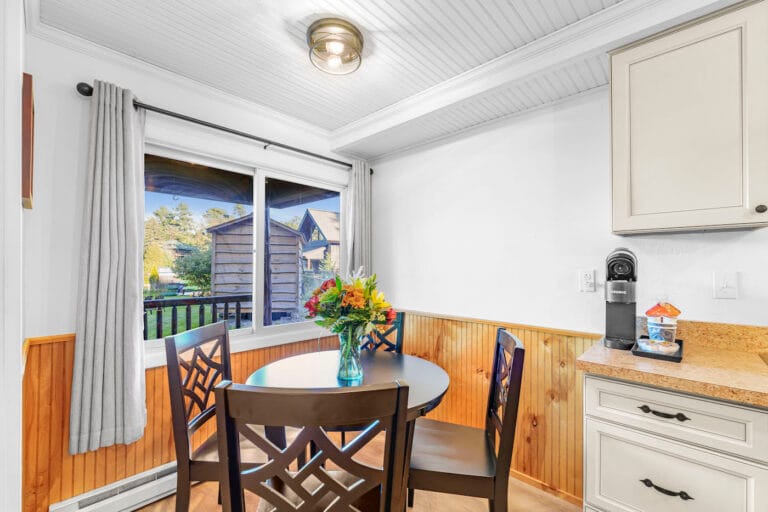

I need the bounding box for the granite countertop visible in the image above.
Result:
[577,341,768,409]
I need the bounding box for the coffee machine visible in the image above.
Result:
[604,248,637,350]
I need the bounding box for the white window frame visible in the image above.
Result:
[142,142,349,368]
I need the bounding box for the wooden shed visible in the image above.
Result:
[207,214,304,322]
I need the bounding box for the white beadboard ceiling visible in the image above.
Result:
[35,1,620,126]
[347,54,610,159]
[30,0,741,159]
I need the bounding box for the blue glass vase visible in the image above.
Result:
[337,330,363,381]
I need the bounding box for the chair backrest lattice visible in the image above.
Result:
[361,312,405,354]
[216,381,410,512]
[166,322,232,462]
[485,328,525,478]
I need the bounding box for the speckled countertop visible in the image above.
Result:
[577,341,768,409]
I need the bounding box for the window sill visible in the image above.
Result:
[143,323,332,369]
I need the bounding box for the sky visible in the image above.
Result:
[145,191,340,223]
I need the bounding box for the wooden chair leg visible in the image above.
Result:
[492,482,507,512]
[407,488,414,508]
[174,474,190,512]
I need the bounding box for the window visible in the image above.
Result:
[264,177,340,326]
[142,154,344,341]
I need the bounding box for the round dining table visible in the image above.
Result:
[247,349,450,421]
[246,349,449,511]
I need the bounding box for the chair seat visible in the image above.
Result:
[408,418,496,497]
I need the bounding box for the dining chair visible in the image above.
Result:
[216,380,411,512]
[407,328,525,512]
[165,322,284,512]
[361,312,405,353]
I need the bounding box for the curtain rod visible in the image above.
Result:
[75,82,353,169]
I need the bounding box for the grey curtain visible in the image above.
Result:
[345,159,372,276]
[70,80,147,454]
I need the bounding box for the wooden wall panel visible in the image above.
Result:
[22,333,338,512]
[400,311,600,504]
[23,312,599,511]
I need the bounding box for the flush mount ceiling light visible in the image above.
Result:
[306,18,364,75]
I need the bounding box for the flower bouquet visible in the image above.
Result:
[305,274,395,380]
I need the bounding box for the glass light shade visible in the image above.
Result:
[326,40,346,55]
[307,18,363,75]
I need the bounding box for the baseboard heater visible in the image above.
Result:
[49,463,177,512]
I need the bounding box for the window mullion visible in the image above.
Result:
[253,168,265,334]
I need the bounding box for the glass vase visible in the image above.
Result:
[337,329,363,381]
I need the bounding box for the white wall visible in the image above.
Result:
[23,35,348,338]
[372,90,768,333]
[1,0,24,508]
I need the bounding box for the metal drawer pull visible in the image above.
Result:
[640,478,694,501]
[638,404,691,422]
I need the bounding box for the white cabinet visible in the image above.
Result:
[585,419,768,512]
[583,376,768,512]
[611,1,768,233]
[584,375,768,463]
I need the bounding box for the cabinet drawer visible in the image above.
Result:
[585,376,768,463]
[585,419,768,512]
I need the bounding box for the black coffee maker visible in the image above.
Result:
[604,248,637,350]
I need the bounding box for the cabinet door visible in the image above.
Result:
[611,1,768,233]
[585,419,768,512]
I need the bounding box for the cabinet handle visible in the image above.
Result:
[640,478,694,501]
[756,205,767,213]
[638,404,691,422]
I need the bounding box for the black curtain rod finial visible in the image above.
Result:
[76,82,94,97]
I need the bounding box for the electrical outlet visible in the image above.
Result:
[713,271,739,299]
[578,269,596,293]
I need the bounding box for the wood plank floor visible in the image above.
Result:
[139,428,579,512]
[139,477,579,512]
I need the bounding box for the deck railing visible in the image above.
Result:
[142,294,252,340]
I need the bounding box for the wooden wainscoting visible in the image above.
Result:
[22,333,338,512]
[23,313,600,511]
[401,311,600,505]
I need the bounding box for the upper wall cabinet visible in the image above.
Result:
[611,1,768,234]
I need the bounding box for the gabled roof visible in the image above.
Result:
[207,213,253,233]
[301,209,340,243]
[207,213,302,237]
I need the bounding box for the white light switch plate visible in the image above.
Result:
[579,269,596,292]
[713,271,739,299]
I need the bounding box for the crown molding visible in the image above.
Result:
[23,0,333,139]
[24,0,744,161]
[329,0,741,157]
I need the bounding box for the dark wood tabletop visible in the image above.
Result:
[247,350,450,420]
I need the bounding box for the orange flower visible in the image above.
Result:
[341,285,366,309]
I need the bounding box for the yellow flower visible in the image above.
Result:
[370,290,390,310]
